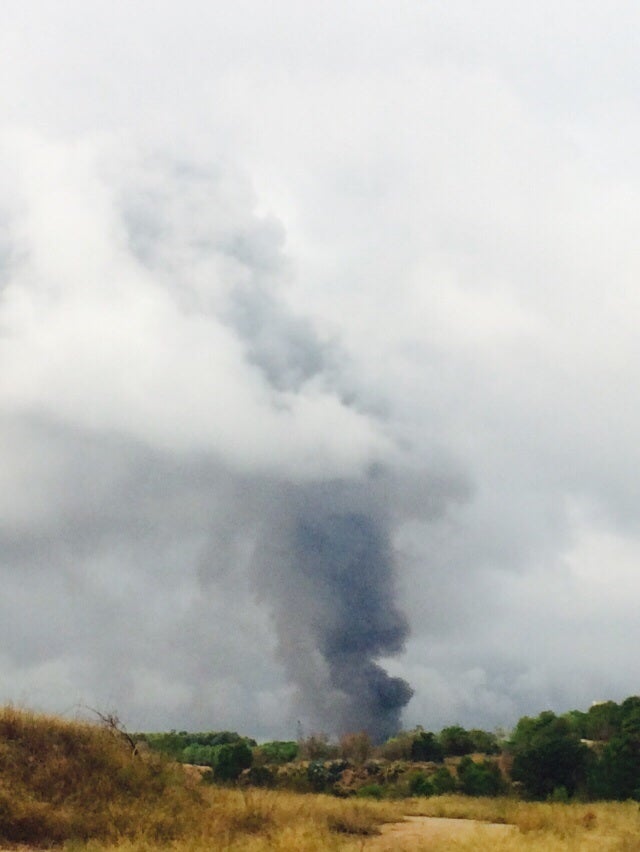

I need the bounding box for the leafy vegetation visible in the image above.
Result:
[509,711,590,799]
[253,739,298,764]
[132,694,640,803]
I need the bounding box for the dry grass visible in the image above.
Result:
[164,786,399,850]
[64,792,640,852]
[69,787,400,852]
[395,795,640,850]
[2,708,640,851]
[0,705,201,844]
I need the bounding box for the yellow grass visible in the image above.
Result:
[74,791,640,852]
[1,707,640,851]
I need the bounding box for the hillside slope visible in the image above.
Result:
[0,706,200,844]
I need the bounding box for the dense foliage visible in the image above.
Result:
[509,712,590,799]
[137,730,255,781]
[136,695,640,802]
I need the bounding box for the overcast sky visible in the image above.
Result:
[2,1,640,739]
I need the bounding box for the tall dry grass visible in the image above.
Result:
[75,793,640,851]
[398,795,640,851]
[1,707,640,851]
[0,705,201,844]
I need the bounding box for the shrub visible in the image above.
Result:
[254,740,298,764]
[378,731,414,761]
[212,741,253,782]
[407,770,434,797]
[241,765,275,787]
[439,725,475,756]
[468,729,500,755]
[298,732,337,760]
[410,731,443,762]
[457,756,505,796]
[356,784,384,799]
[431,766,457,794]
[340,731,372,764]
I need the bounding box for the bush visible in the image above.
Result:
[306,761,329,792]
[241,765,275,787]
[468,729,500,755]
[378,731,414,761]
[410,731,443,762]
[457,756,505,796]
[339,731,372,764]
[356,784,384,799]
[439,725,475,757]
[407,770,434,797]
[298,733,337,761]
[431,766,457,795]
[254,741,298,765]
[212,741,253,782]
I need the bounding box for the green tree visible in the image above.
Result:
[468,729,500,755]
[410,731,443,762]
[212,741,253,782]
[620,697,640,739]
[182,743,217,766]
[439,725,474,757]
[510,712,590,800]
[407,770,434,796]
[254,741,298,765]
[378,731,414,761]
[431,766,457,794]
[457,756,504,796]
[584,702,621,741]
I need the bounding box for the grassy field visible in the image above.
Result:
[1,707,640,851]
[77,789,640,851]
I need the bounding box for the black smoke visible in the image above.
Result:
[254,478,414,742]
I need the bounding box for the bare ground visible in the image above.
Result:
[364,815,515,850]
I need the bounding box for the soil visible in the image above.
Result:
[364,815,515,850]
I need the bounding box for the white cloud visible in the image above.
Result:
[2,1,640,735]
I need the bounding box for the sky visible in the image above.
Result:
[2,0,640,740]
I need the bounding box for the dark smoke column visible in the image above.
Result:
[294,510,413,740]
[255,480,413,742]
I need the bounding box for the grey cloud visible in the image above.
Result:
[117,154,333,394]
[3,1,640,741]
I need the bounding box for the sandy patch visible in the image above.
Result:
[365,815,515,850]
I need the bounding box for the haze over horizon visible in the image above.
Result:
[2,1,640,739]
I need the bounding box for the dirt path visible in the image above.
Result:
[364,815,515,850]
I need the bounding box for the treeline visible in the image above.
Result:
[136,695,640,801]
[510,696,640,801]
[136,730,255,781]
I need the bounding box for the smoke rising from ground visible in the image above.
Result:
[290,506,413,739]
[249,476,463,740]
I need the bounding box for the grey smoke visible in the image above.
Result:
[251,479,413,741]
[116,157,466,739]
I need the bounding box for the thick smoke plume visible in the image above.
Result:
[254,478,413,742]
